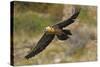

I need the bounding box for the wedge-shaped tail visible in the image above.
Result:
[57,30,72,40]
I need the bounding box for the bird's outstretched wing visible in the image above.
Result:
[54,7,80,28]
[25,32,55,59]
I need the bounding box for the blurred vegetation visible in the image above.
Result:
[14,12,55,36]
[13,1,64,37]
[12,1,97,66]
[79,7,97,26]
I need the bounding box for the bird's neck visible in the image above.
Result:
[46,26,55,33]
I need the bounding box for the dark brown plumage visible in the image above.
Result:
[25,7,80,59]
[25,33,55,59]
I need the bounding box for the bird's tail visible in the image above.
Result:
[57,30,72,40]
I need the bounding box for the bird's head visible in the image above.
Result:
[45,26,55,33]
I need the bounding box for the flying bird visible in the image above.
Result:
[25,7,81,59]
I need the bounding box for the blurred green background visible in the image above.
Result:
[12,1,97,66]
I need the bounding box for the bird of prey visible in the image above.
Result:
[25,7,80,59]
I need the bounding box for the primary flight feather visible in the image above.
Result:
[25,7,81,59]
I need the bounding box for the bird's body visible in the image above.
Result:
[45,26,62,34]
[25,7,81,59]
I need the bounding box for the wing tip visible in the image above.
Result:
[25,55,30,59]
[75,7,81,13]
[72,6,81,14]
[25,52,36,59]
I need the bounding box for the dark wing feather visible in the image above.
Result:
[54,8,80,28]
[25,32,55,59]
